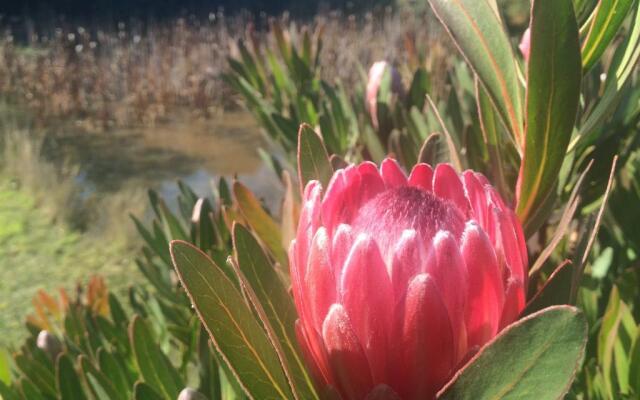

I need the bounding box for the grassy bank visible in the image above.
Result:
[0,180,140,346]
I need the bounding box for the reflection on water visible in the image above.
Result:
[38,111,283,214]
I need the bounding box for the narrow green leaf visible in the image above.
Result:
[97,349,132,398]
[0,381,19,400]
[476,79,510,197]
[233,181,287,267]
[598,287,623,398]
[407,67,430,111]
[14,354,56,397]
[516,0,582,227]
[133,381,165,400]
[233,224,318,399]
[427,0,524,146]
[57,353,87,400]
[78,355,123,400]
[523,260,573,315]
[297,123,333,191]
[438,306,587,399]
[577,1,640,147]
[170,241,294,400]
[0,349,10,385]
[629,326,640,394]
[581,0,636,71]
[129,316,184,399]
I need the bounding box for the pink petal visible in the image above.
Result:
[408,163,434,192]
[500,277,526,329]
[390,229,424,303]
[462,170,489,229]
[296,181,323,267]
[340,234,393,383]
[331,224,354,280]
[322,304,374,399]
[433,164,469,214]
[321,167,359,234]
[305,228,337,330]
[357,161,386,201]
[495,208,526,283]
[400,274,455,399]
[425,231,469,360]
[295,319,333,388]
[380,158,407,188]
[461,222,505,349]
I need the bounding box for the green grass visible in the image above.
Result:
[0,180,140,346]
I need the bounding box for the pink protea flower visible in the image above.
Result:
[290,159,528,399]
[365,61,404,129]
[519,28,531,62]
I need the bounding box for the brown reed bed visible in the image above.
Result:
[0,7,451,129]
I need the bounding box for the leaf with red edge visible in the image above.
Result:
[438,306,587,400]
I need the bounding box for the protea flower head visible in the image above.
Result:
[290,158,528,399]
[365,61,404,129]
[519,28,531,62]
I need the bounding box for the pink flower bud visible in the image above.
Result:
[365,61,403,129]
[519,28,531,62]
[290,159,528,399]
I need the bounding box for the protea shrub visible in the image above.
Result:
[290,158,528,399]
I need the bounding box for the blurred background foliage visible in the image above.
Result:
[0,0,638,398]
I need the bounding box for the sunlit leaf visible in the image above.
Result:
[428,0,524,147]
[581,0,636,71]
[232,224,318,399]
[170,241,294,399]
[233,181,287,267]
[297,123,333,191]
[516,0,582,229]
[438,306,587,399]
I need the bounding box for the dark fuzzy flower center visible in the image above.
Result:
[351,186,465,252]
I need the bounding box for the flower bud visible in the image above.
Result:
[36,330,62,359]
[290,159,527,399]
[519,28,531,62]
[365,61,404,129]
[177,388,207,400]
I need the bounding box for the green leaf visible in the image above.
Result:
[630,326,640,394]
[97,349,132,398]
[232,224,318,399]
[129,316,184,399]
[407,67,430,111]
[297,123,333,191]
[170,241,294,400]
[233,181,287,267]
[577,1,640,147]
[0,381,19,400]
[0,349,10,385]
[476,79,510,197]
[57,353,87,400]
[14,353,56,397]
[438,306,587,399]
[133,381,165,400]
[581,0,636,71]
[427,0,524,146]
[516,0,582,228]
[523,260,573,315]
[78,355,123,400]
[597,286,624,398]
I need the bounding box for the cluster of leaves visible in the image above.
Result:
[0,277,196,399]
[223,0,640,398]
[0,184,243,399]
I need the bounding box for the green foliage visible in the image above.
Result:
[516,0,582,234]
[439,306,587,400]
